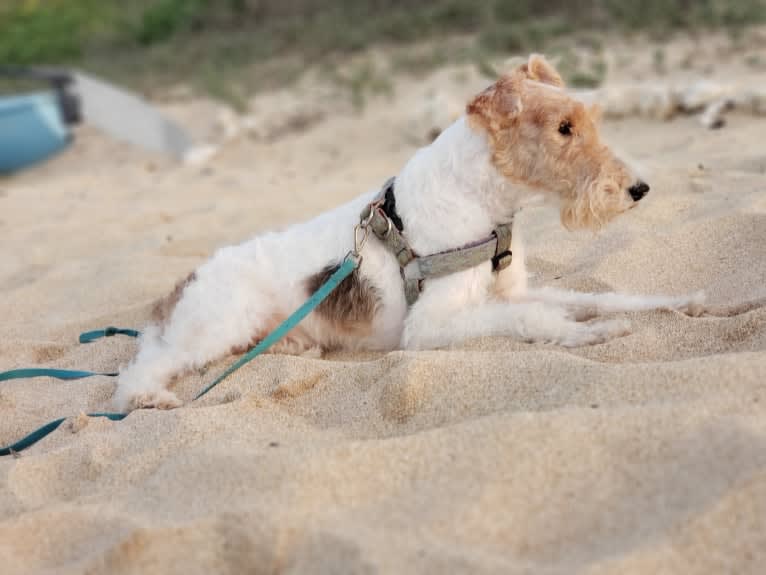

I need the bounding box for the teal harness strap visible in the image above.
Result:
[1,255,359,456]
[194,254,359,399]
[79,327,140,343]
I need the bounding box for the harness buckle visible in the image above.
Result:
[492,250,513,271]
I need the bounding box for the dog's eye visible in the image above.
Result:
[558,121,573,136]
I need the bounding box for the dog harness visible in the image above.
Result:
[359,177,514,305]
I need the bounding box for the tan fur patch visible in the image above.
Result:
[467,54,638,231]
[305,263,380,335]
[152,271,196,323]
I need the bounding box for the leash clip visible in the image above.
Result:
[354,198,384,259]
[344,250,362,268]
[354,222,369,258]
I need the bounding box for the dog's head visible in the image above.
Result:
[467,54,648,230]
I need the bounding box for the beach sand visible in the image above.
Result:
[1,41,766,573]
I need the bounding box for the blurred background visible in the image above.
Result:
[2,0,765,105]
[1,1,765,177]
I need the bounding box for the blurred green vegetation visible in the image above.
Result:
[1,0,764,98]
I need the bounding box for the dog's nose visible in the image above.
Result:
[628,181,650,202]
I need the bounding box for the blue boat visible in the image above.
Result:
[1,67,192,171]
[0,90,71,173]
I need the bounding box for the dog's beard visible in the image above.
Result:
[560,181,629,231]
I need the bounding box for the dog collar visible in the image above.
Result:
[380,178,404,232]
[359,177,514,305]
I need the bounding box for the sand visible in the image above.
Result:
[2,37,766,574]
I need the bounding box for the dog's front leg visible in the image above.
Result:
[400,274,630,350]
[113,325,188,411]
[521,286,706,319]
[491,242,705,319]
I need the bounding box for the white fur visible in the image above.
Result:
[114,117,702,411]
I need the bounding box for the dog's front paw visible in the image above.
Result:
[114,389,183,412]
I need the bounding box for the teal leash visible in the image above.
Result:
[194,254,359,400]
[0,368,119,381]
[0,328,140,456]
[0,413,128,457]
[0,327,141,383]
[79,326,140,344]
[0,254,360,456]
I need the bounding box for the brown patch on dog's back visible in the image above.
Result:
[305,263,380,335]
[152,271,197,323]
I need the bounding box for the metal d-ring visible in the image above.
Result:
[377,207,393,238]
[354,222,370,257]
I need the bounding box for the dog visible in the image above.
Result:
[114,54,703,411]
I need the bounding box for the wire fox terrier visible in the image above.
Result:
[115,55,704,411]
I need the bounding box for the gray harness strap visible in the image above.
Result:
[365,212,415,269]
[360,178,514,305]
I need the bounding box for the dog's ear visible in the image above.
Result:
[520,54,564,88]
[466,76,522,127]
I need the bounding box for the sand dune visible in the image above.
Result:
[2,47,766,574]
